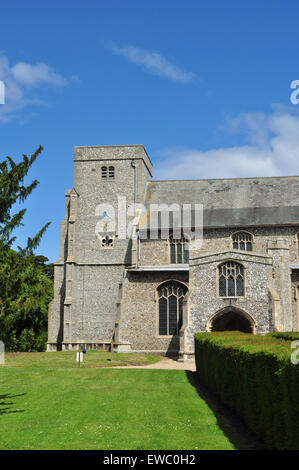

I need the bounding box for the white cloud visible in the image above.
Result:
[11,62,67,87]
[105,42,195,83]
[154,109,299,179]
[0,54,67,122]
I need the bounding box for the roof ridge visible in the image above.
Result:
[150,175,299,183]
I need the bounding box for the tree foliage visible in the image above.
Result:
[0,146,53,351]
[0,248,53,351]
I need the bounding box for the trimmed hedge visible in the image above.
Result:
[194,332,299,450]
[266,331,299,341]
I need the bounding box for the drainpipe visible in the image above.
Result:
[137,230,140,266]
[131,160,140,267]
[131,160,137,211]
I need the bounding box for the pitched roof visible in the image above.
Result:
[140,176,299,229]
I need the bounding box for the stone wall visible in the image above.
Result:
[194,226,299,260]
[181,250,273,354]
[68,264,125,342]
[140,239,170,266]
[140,226,299,265]
[118,271,188,353]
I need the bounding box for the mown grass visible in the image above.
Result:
[0,351,243,450]
[3,350,162,369]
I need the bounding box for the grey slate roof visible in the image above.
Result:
[140,176,299,229]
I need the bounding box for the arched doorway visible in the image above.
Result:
[209,307,255,333]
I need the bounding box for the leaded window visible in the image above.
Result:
[169,236,189,264]
[232,232,253,251]
[101,165,115,179]
[218,261,244,297]
[157,282,187,336]
[101,166,107,178]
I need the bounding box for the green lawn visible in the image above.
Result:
[3,350,162,369]
[0,351,247,450]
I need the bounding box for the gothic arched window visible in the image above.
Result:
[169,236,189,264]
[157,281,188,336]
[218,261,244,297]
[232,232,253,251]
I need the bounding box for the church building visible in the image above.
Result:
[47,145,299,359]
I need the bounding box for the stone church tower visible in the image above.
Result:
[48,145,299,357]
[48,145,152,350]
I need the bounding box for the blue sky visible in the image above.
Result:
[1,0,299,261]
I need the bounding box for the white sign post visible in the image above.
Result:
[76,351,83,366]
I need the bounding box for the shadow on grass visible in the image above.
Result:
[0,393,26,416]
[185,371,266,450]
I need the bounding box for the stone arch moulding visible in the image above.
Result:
[231,229,254,240]
[206,306,257,334]
[156,279,189,291]
[155,279,189,310]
